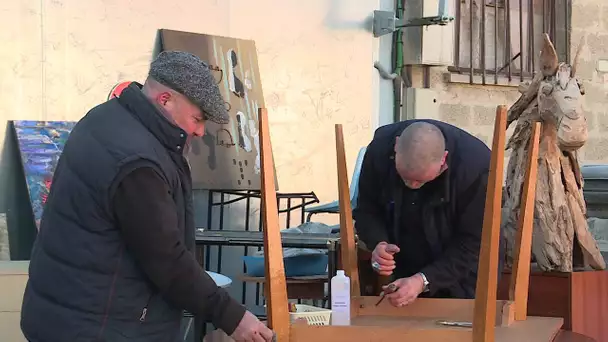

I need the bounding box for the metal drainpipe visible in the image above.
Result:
[392,0,405,123]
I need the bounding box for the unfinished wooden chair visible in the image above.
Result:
[257,105,558,341]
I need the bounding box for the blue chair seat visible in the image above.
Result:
[304,147,367,221]
[304,200,340,214]
[327,224,340,234]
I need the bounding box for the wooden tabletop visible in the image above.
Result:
[554,330,597,342]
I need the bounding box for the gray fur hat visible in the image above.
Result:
[149,50,229,124]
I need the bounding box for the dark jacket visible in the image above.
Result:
[21,83,245,342]
[353,119,504,298]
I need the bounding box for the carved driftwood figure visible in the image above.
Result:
[503,33,606,272]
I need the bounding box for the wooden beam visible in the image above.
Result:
[473,105,507,342]
[289,316,563,342]
[258,108,290,340]
[353,297,511,324]
[509,122,542,320]
[335,124,361,297]
[291,324,472,342]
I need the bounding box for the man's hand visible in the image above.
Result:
[384,274,425,307]
[371,241,400,276]
[231,311,275,342]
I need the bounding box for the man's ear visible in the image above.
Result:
[157,91,172,107]
[437,151,449,173]
[394,136,400,153]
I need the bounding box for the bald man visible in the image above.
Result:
[353,119,504,307]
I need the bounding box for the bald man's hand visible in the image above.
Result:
[371,242,400,276]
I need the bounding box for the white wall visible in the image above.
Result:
[0,0,395,305]
[0,0,396,215]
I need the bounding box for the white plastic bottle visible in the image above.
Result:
[330,270,351,326]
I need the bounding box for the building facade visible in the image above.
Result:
[404,0,607,164]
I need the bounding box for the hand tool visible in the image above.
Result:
[375,283,398,306]
[436,320,473,328]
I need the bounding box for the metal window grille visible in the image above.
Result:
[448,0,571,84]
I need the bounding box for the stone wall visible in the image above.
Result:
[424,68,520,147]
[404,0,608,253]
[407,67,520,178]
[571,0,608,163]
[406,0,608,165]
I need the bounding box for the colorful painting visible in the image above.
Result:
[12,120,76,229]
[159,29,277,190]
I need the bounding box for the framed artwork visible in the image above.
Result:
[11,120,76,230]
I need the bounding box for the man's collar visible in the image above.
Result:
[117,82,188,154]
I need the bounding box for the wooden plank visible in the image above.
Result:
[473,105,507,342]
[553,330,598,342]
[509,122,542,320]
[354,297,510,324]
[258,108,290,340]
[289,316,562,342]
[335,124,361,297]
[498,271,571,327]
[570,270,608,342]
[495,317,563,342]
[291,324,472,342]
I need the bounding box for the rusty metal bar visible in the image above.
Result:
[542,0,546,35]
[470,0,474,84]
[529,0,535,73]
[519,0,524,81]
[506,0,512,80]
[455,0,461,67]
[481,0,487,84]
[551,0,556,47]
[451,0,570,82]
[564,0,578,64]
[451,65,534,77]
[494,0,498,84]
[548,0,552,35]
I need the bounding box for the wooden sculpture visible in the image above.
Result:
[502,33,606,272]
[257,105,565,341]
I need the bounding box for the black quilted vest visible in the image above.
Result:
[20,83,195,342]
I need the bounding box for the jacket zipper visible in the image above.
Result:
[140,293,153,322]
[97,247,124,339]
